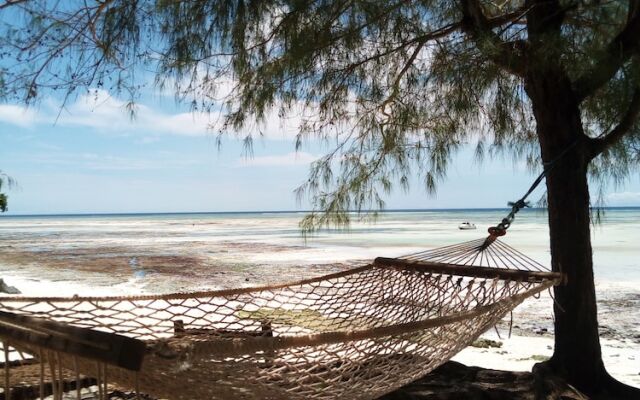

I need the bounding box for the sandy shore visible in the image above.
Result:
[454,330,640,387]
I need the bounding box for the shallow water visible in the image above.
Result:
[1,209,638,284]
[1,209,638,329]
[0,209,639,320]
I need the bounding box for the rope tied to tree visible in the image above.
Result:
[483,140,580,248]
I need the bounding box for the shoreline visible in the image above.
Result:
[2,205,640,219]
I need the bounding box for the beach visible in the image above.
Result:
[0,209,638,387]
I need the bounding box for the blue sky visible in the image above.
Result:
[1,89,640,215]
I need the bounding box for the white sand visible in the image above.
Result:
[454,331,640,387]
[2,275,146,298]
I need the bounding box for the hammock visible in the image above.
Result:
[0,236,562,400]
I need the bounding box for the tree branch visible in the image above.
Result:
[460,0,527,77]
[573,4,640,102]
[589,86,640,158]
[89,0,115,52]
[0,0,28,10]
[338,7,528,77]
[379,41,426,120]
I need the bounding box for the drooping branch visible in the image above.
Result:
[303,8,528,90]
[89,0,116,52]
[572,4,640,102]
[0,0,27,10]
[379,41,425,120]
[589,85,640,158]
[460,0,528,77]
[322,3,528,83]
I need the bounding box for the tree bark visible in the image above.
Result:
[525,70,640,398]
[526,69,600,392]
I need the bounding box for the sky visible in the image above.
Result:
[1,88,640,215]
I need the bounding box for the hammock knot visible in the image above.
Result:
[487,227,506,237]
[490,197,531,237]
[507,199,530,210]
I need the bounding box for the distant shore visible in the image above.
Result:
[2,205,640,218]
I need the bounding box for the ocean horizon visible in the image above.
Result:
[1,207,638,288]
[2,205,639,219]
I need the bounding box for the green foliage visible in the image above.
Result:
[0,172,14,213]
[0,1,638,229]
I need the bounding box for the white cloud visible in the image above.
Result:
[208,103,304,141]
[31,141,63,151]
[156,71,305,140]
[135,136,161,144]
[22,151,202,171]
[1,89,305,140]
[0,104,39,128]
[56,89,212,136]
[235,152,318,167]
[606,191,640,205]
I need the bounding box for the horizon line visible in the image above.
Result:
[2,206,639,218]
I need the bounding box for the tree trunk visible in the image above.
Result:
[527,74,603,391]
[541,136,604,389]
[525,71,640,398]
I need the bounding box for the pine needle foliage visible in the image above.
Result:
[0,171,14,213]
[0,1,638,229]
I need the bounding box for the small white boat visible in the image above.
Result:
[458,222,476,230]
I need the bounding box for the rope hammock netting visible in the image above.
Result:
[0,233,563,400]
[0,154,572,400]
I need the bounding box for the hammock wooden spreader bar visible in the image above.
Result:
[0,311,145,371]
[374,257,564,283]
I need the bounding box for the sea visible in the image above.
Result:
[1,207,638,334]
[1,208,638,292]
[0,208,638,384]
